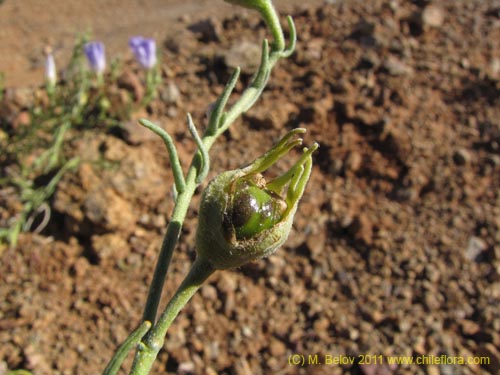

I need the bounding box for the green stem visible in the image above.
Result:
[124,4,296,374]
[141,182,193,323]
[258,0,285,52]
[138,119,186,194]
[103,321,152,375]
[131,257,215,375]
[141,2,295,327]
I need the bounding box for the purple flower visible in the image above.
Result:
[84,41,106,73]
[45,53,57,85]
[129,36,157,69]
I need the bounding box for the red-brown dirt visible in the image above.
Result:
[1,1,499,375]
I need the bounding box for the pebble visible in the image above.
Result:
[459,319,480,335]
[485,154,500,167]
[453,148,471,166]
[345,151,363,172]
[422,5,445,28]
[269,338,286,356]
[224,40,262,74]
[9,87,34,108]
[178,362,195,374]
[83,187,136,233]
[91,233,129,263]
[465,236,488,261]
[160,81,181,104]
[383,56,413,76]
[490,57,500,77]
[200,283,217,301]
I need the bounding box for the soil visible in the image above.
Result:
[1,1,500,375]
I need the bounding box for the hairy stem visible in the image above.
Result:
[130,257,215,375]
[103,2,297,374]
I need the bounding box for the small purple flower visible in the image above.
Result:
[45,53,57,85]
[84,41,106,74]
[129,36,157,69]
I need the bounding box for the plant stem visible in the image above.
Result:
[130,257,215,375]
[117,3,297,374]
[141,14,291,323]
[259,1,285,51]
[141,180,195,323]
[103,321,152,375]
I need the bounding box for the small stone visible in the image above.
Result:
[465,236,488,261]
[11,87,34,108]
[485,154,500,167]
[109,147,169,206]
[349,328,360,340]
[91,233,129,262]
[217,272,237,293]
[224,41,262,74]
[490,57,500,78]
[383,56,413,76]
[351,213,373,245]
[460,319,480,335]
[305,230,325,256]
[84,187,136,233]
[453,148,471,165]
[73,257,90,277]
[160,82,181,104]
[345,151,363,172]
[358,51,381,70]
[178,362,195,374]
[201,284,218,301]
[422,5,445,28]
[424,292,441,310]
[304,38,324,60]
[269,338,286,356]
[370,310,385,324]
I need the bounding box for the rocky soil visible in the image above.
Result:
[1,1,500,374]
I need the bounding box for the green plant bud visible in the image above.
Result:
[196,129,318,269]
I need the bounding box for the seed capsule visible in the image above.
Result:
[224,177,287,240]
[195,128,318,270]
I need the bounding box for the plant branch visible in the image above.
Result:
[120,3,297,374]
[103,321,152,375]
[130,257,215,375]
[138,119,186,194]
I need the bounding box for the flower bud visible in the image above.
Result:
[84,41,106,74]
[45,53,57,86]
[129,36,157,69]
[196,129,317,269]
